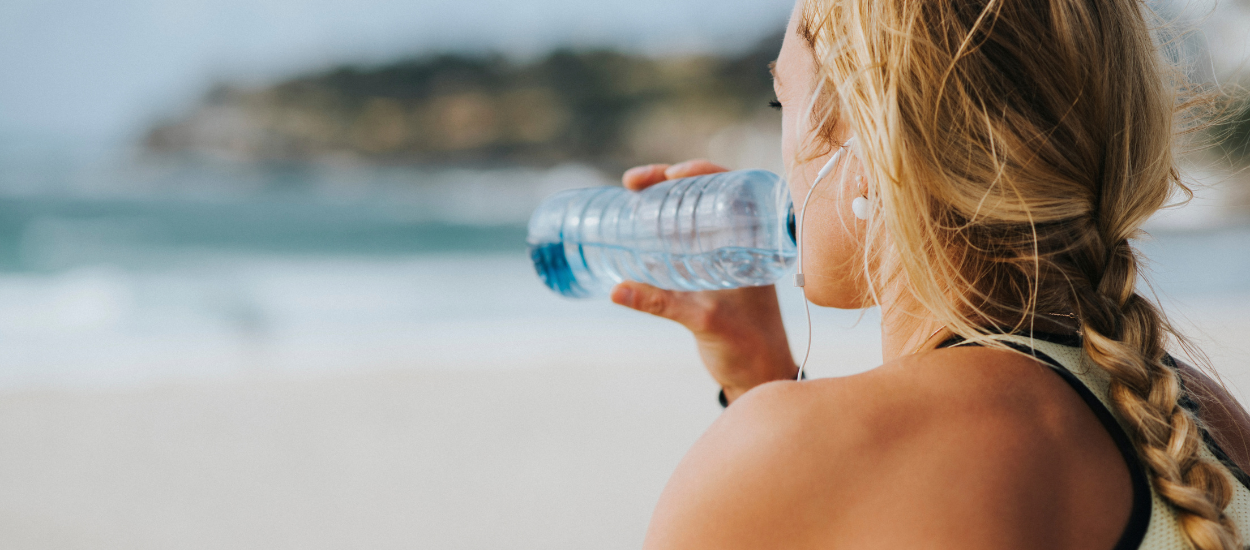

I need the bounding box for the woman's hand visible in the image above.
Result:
[611,160,798,405]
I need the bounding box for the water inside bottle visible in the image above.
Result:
[529,242,591,298]
[529,240,795,298]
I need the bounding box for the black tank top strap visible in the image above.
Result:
[938,333,1152,550]
[936,329,1083,350]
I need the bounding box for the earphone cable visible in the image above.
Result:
[794,142,849,381]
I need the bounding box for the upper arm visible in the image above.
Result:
[641,381,825,550]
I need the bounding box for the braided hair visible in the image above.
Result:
[799,0,1240,546]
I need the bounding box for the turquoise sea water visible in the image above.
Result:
[0,186,1240,290]
[0,193,526,272]
[0,164,1245,391]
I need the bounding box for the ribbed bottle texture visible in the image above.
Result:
[527,169,796,298]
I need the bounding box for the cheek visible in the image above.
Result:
[799,194,873,309]
[780,108,799,169]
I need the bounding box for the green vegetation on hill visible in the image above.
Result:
[146,34,783,172]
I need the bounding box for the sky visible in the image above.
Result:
[1,0,1246,151]
[0,0,793,146]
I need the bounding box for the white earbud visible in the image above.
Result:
[851,197,869,220]
[851,175,869,220]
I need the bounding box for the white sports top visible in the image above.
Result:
[950,333,1250,549]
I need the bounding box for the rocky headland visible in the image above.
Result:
[144,35,786,174]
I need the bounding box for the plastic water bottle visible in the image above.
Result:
[527,169,796,298]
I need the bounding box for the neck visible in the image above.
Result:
[876,290,1080,361]
[877,288,946,361]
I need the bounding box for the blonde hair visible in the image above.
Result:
[797,0,1239,547]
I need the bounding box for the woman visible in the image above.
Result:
[611,0,1250,548]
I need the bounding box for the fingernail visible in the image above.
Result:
[669,161,691,173]
[614,287,634,306]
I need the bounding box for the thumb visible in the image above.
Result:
[610,281,692,325]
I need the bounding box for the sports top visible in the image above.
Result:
[943,332,1250,549]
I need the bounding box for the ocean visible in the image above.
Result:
[0,162,1246,392]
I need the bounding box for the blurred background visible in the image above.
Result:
[0,0,1249,548]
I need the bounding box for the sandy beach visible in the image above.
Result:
[0,363,716,550]
[1,280,1247,549]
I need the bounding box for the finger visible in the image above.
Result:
[610,281,696,326]
[622,164,672,191]
[664,159,729,180]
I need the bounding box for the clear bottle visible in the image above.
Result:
[527,169,796,298]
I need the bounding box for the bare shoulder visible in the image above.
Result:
[643,347,1130,550]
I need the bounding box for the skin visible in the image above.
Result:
[611,1,1250,548]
